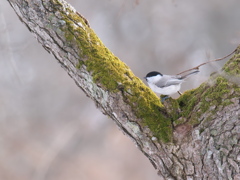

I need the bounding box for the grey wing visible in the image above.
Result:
[155,75,182,88]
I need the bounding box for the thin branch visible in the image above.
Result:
[177,47,237,75]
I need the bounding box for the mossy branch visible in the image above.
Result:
[7,0,240,178]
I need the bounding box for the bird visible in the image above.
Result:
[144,70,199,101]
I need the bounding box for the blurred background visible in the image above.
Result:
[0,0,240,179]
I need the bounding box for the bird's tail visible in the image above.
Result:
[180,69,199,79]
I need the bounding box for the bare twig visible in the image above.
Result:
[177,47,237,75]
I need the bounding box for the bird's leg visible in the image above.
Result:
[160,95,169,103]
[178,91,182,95]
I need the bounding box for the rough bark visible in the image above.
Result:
[7,0,240,179]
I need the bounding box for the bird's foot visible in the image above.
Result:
[160,95,169,103]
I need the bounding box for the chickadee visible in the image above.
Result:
[144,70,199,96]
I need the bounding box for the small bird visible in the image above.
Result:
[144,70,199,97]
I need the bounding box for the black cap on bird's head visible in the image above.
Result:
[144,71,162,79]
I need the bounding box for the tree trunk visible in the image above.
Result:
[7,0,240,179]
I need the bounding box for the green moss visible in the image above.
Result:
[49,0,173,142]
[175,70,240,127]
[177,89,199,117]
[223,48,240,75]
[63,20,173,141]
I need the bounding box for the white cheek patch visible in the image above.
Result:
[147,75,162,83]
